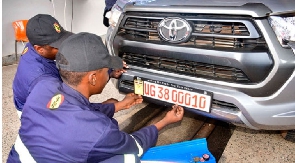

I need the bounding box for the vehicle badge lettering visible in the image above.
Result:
[22,47,28,54]
[53,22,61,33]
[158,17,192,43]
[47,94,64,110]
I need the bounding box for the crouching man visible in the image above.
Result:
[7,32,184,163]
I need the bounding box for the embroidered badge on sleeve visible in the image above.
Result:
[22,47,28,54]
[47,94,64,110]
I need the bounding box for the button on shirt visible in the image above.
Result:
[13,43,61,111]
[12,79,158,163]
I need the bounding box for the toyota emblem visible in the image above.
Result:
[158,17,192,43]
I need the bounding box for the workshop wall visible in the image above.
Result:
[71,0,108,36]
[2,0,107,61]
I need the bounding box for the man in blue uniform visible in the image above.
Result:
[12,14,73,116]
[103,0,117,27]
[13,14,126,116]
[7,32,184,163]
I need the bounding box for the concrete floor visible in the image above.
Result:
[2,64,295,163]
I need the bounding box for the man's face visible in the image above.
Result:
[34,45,58,60]
[41,45,58,60]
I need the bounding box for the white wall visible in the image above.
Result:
[2,0,107,57]
[72,0,108,36]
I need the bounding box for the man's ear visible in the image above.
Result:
[88,71,97,86]
[34,45,44,55]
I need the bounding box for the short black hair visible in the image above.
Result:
[57,53,87,86]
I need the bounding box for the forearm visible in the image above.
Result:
[154,119,170,131]
[154,105,184,131]
[114,93,143,112]
[114,101,125,112]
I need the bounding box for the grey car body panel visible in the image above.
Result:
[106,0,295,130]
[133,0,295,14]
[126,3,272,17]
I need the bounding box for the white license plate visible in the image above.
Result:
[134,77,212,112]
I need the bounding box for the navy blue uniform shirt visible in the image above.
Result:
[12,43,61,111]
[8,78,158,163]
[105,0,117,11]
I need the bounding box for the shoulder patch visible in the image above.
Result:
[22,47,28,54]
[53,22,61,33]
[47,94,64,110]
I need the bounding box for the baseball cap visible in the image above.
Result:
[26,14,72,48]
[56,32,123,72]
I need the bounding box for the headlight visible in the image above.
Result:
[268,15,295,50]
[106,0,135,27]
[106,0,153,27]
[106,4,124,27]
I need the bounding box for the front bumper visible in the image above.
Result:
[117,67,295,130]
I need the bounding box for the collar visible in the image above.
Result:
[61,83,91,107]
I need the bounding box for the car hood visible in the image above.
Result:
[133,0,295,14]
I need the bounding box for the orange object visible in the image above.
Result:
[12,20,29,60]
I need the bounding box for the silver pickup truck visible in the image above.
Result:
[105,0,295,142]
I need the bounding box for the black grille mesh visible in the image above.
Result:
[124,17,250,36]
[119,16,267,49]
[122,53,250,83]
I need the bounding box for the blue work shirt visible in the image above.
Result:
[105,0,117,11]
[12,43,61,111]
[7,78,158,163]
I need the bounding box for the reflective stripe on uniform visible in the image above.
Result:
[17,110,22,119]
[124,154,136,163]
[130,135,143,157]
[14,135,36,163]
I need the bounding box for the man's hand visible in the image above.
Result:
[109,61,129,79]
[114,93,143,112]
[163,104,184,124]
[154,104,184,131]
